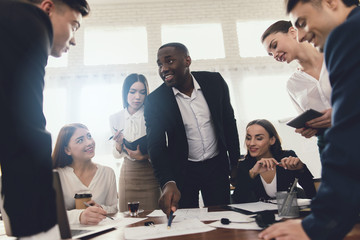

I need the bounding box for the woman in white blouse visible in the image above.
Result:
[52,123,118,225]
[261,20,332,153]
[109,73,160,212]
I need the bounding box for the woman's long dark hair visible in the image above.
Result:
[261,20,292,43]
[246,119,283,160]
[122,73,149,109]
[52,123,88,168]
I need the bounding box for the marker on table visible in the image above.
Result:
[167,211,174,229]
[83,202,114,220]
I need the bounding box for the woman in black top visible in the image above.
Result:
[232,119,316,203]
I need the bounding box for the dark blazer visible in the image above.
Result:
[232,150,316,204]
[0,1,57,236]
[302,7,360,240]
[144,71,240,189]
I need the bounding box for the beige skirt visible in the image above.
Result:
[118,157,161,212]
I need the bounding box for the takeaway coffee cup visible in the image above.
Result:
[74,193,92,209]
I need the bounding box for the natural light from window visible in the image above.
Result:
[79,83,123,137]
[241,74,297,120]
[84,26,148,65]
[43,88,67,138]
[162,23,225,60]
[237,20,276,58]
[46,54,68,68]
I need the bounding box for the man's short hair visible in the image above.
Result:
[285,0,358,14]
[27,0,90,16]
[158,42,189,57]
[285,0,320,14]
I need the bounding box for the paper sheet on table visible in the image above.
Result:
[198,211,255,222]
[147,209,166,217]
[124,218,215,240]
[71,216,146,230]
[173,208,208,222]
[208,220,262,230]
[228,202,278,212]
[268,198,311,207]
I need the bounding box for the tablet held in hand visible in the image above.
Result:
[286,109,323,129]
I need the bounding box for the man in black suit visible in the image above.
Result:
[259,0,360,240]
[0,0,89,238]
[144,42,241,215]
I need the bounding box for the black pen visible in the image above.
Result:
[167,210,174,229]
[83,202,114,220]
[108,128,122,141]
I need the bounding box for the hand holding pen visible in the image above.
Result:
[249,158,279,178]
[83,202,114,221]
[79,202,108,225]
[109,128,125,153]
[109,127,123,141]
[167,210,174,229]
[159,182,180,218]
[279,156,304,171]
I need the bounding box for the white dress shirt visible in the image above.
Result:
[172,76,218,161]
[260,173,277,198]
[109,106,146,159]
[56,164,118,224]
[287,61,332,114]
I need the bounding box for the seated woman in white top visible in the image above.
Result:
[52,123,118,225]
[261,20,332,153]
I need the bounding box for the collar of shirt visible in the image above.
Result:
[124,105,144,120]
[172,74,201,98]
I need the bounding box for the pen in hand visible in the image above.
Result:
[108,128,122,141]
[167,210,174,229]
[83,202,114,220]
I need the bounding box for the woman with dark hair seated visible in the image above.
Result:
[232,119,316,203]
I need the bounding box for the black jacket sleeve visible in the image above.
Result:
[0,1,56,236]
[302,7,360,240]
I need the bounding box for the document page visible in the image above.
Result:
[124,218,215,240]
[208,220,262,230]
[173,208,208,222]
[146,209,166,217]
[228,202,278,213]
[268,198,311,207]
[71,216,146,230]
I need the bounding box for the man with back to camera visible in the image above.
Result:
[259,0,360,239]
[0,0,90,239]
[144,42,241,216]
